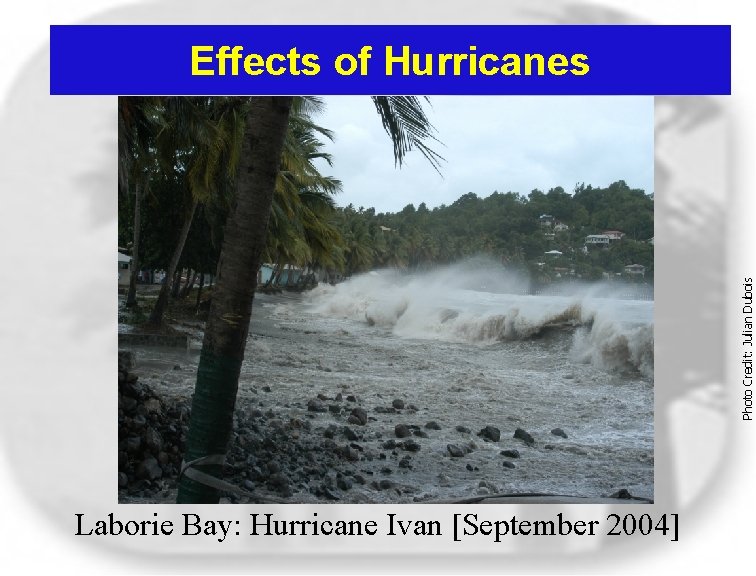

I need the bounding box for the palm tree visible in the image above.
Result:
[262,101,343,284]
[147,97,244,326]
[176,96,441,503]
[119,97,164,307]
[342,212,375,275]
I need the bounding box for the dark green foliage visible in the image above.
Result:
[332,181,654,280]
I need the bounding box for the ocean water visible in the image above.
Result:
[129,263,654,502]
[260,264,654,501]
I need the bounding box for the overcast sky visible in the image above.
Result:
[313,96,653,214]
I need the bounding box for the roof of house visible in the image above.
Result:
[118,252,131,263]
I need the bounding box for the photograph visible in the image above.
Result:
[1,0,750,572]
[117,95,654,505]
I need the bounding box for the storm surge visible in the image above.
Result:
[307,261,654,377]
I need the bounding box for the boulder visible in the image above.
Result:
[514,428,535,445]
[307,399,327,413]
[136,456,163,480]
[349,407,368,426]
[402,440,421,452]
[477,425,501,442]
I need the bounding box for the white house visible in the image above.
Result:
[585,234,610,246]
[118,252,131,286]
[544,250,563,256]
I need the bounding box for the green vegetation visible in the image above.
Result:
[331,181,654,283]
[118,96,345,322]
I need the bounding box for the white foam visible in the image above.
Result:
[308,260,654,376]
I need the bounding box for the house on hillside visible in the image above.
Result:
[553,267,573,278]
[539,214,554,227]
[624,264,646,277]
[544,250,563,257]
[584,234,610,247]
[553,222,569,233]
[602,230,625,241]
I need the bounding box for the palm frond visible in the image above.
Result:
[371,96,445,174]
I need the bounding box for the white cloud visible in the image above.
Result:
[315,95,654,212]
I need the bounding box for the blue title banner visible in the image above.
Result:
[50,25,730,95]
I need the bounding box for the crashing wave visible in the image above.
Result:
[308,264,653,377]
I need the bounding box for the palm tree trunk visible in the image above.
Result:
[125,180,141,307]
[148,197,199,326]
[177,96,293,504]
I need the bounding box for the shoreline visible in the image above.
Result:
[119,292,653,504]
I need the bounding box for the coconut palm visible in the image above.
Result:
[177,96,441,503]
[118,97,165,307]
[262,102,344,282]
[146,97,244,326]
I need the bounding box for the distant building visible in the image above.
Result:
[553,222,569,232]
[585,234,610,246]
[539,214,554,227]
[257,264,303,285]
[624,264,646,276]
[258,264,275,285]
[602,230,625,241]
[544,250,563,256]
[118,252,131,286]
